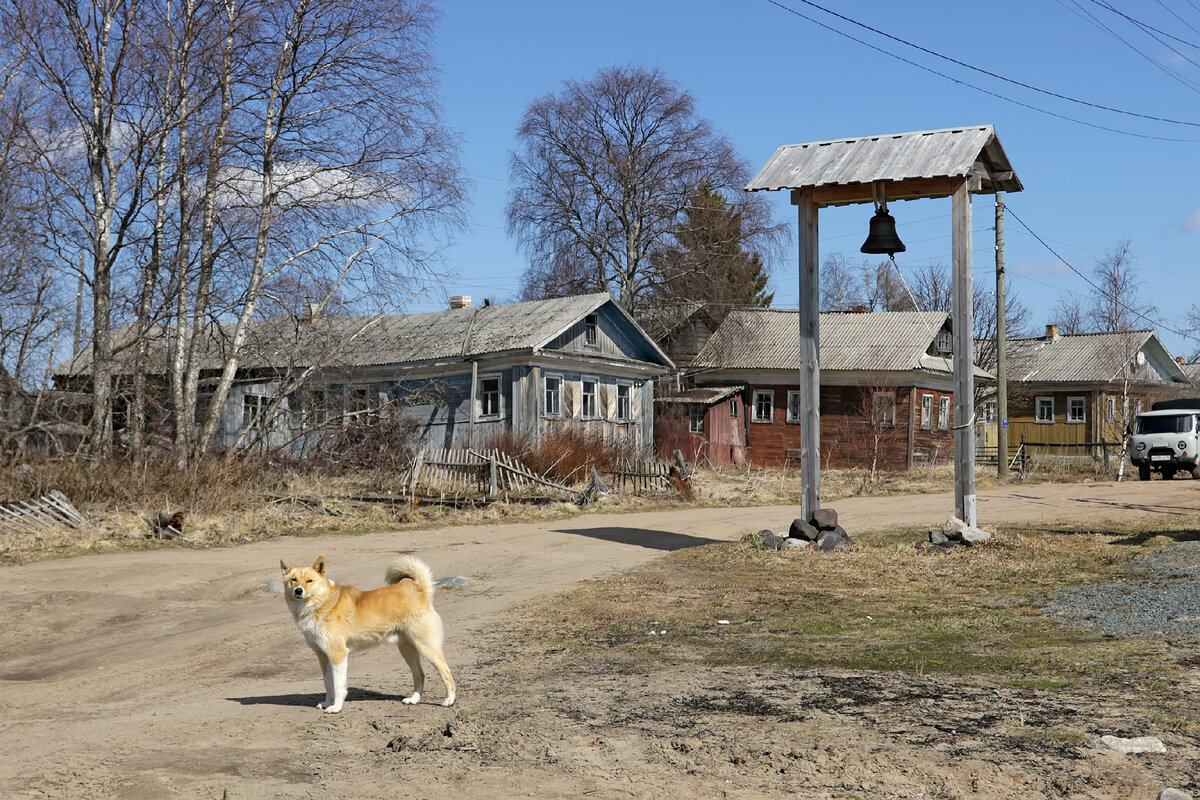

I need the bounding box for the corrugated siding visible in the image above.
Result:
[745,125,1021,193]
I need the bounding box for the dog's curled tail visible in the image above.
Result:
[385,555,436,598]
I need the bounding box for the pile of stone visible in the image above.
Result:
[915,516,994,553]
[758,507,854,552]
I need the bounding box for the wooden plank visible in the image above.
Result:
[952,178,977,526]
[794,186,821,520]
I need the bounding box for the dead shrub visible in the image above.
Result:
[485,427,646,484]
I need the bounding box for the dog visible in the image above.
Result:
[280,554,456,714]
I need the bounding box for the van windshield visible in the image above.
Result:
[1136,414,1195,434]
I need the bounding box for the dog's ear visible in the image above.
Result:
[280,560,293,575]
[313,555,327,575]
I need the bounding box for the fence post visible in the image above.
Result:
[488,455,498,499]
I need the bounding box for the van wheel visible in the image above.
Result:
[1139,464,1151,481]
[1164,469,1176,481]
[1192,466,1200,480]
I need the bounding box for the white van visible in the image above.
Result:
[1130,400,1200,481]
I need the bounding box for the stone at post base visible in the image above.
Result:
[789,518,819,542]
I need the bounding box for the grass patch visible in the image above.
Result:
[520,522,1189,697]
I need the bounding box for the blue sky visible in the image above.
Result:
[414,0,1200,359]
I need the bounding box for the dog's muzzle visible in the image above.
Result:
[292,587,305,599]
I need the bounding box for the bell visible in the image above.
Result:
[860,208,906,257]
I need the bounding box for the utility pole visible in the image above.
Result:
[995,193,1008,479]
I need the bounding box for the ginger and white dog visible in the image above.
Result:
[280,554,456,714]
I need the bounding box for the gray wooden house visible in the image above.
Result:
[54,293,673,454]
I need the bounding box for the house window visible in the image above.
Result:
[543,373,563,418]
[730,399,739,419]
[584,314,599,347]
[938,396,951,430]
[478,374,502,419]
[243,393,269,433]
[1106,395,1117,423]
[1036,397,1054,424]
[304,389,327,428]
[873,391,896,427]
[1068,396,1085,424]
[786,390,802,423]
[983,400,997,424]
[936,329,952,355]
[689,406,705,434]
[920,394,933,430]
[580,377,598,419]
[752,390,773,423]
[615,383,632,421]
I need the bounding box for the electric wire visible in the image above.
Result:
[765,0,1200,141]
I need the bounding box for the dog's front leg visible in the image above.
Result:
[320,656,349,713]
[313,649,335,710]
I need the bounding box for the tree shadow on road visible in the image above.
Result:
[551,526,719,551]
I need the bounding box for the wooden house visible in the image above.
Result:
[53,293,673,455]
[979,325,1187,459]
[684,308,987,469]
[654,386,746,467]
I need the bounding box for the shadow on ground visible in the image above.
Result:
[551,526,719,551]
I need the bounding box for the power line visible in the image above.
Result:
[1004,205,1198,344]
[765,0,1200,141]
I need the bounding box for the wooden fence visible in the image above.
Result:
[608,457,676,493]
[0,490,85,535]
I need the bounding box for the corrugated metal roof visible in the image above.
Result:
[54,293,673,376]
[655,385,744,405]
[692,308,954,373]
[745,125,1022,197]
[1002,330,1186,385]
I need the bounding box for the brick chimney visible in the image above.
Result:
[449,295,471,309]
[1045,324,1059,341]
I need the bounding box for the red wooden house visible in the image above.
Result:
[677,308,988,469]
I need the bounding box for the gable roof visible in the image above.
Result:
[54,293,673,377]
[998,329,1187,385]
[745,125,1021,204]
[692,308,958,373]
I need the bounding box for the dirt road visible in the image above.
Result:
[2,479,1198,800]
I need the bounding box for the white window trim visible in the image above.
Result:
[614,382,633,422]
[1067,395,1086,424]
[584,314,599,348]
[1106,395,1117,423]
[938,396,951,430]
[752,389,774,423]
[920,393,933,430]
[689,406,705,434]
[786,390,802,423]
[1035,396,1055,424]
[543,373,564,419]
[477,373,503,420]
[580,375,599,420]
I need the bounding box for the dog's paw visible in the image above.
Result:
[402,692,422,705]
[320,704,343,714]
[441,693,456,707]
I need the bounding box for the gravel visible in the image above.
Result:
[1045,540,1200,638]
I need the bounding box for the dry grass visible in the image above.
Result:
[516,520,1186,699]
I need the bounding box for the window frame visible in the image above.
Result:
[752,389,774,423]
[615,382,632,422]
[689,406,705,434]
[937,396,951,430]
[242,392,270,434]
[584,313,599,348]
[1106,395,1117,423]
[919,393,934,430]
[477,373,502,420]
[873,391,897,428]
[786,390,802,423]
[1035,396,1055,424]
[1067,395,1086,424]
[580,376,598,419]
[543,373,564,419]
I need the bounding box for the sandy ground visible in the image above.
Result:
[3,480,1200,800]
